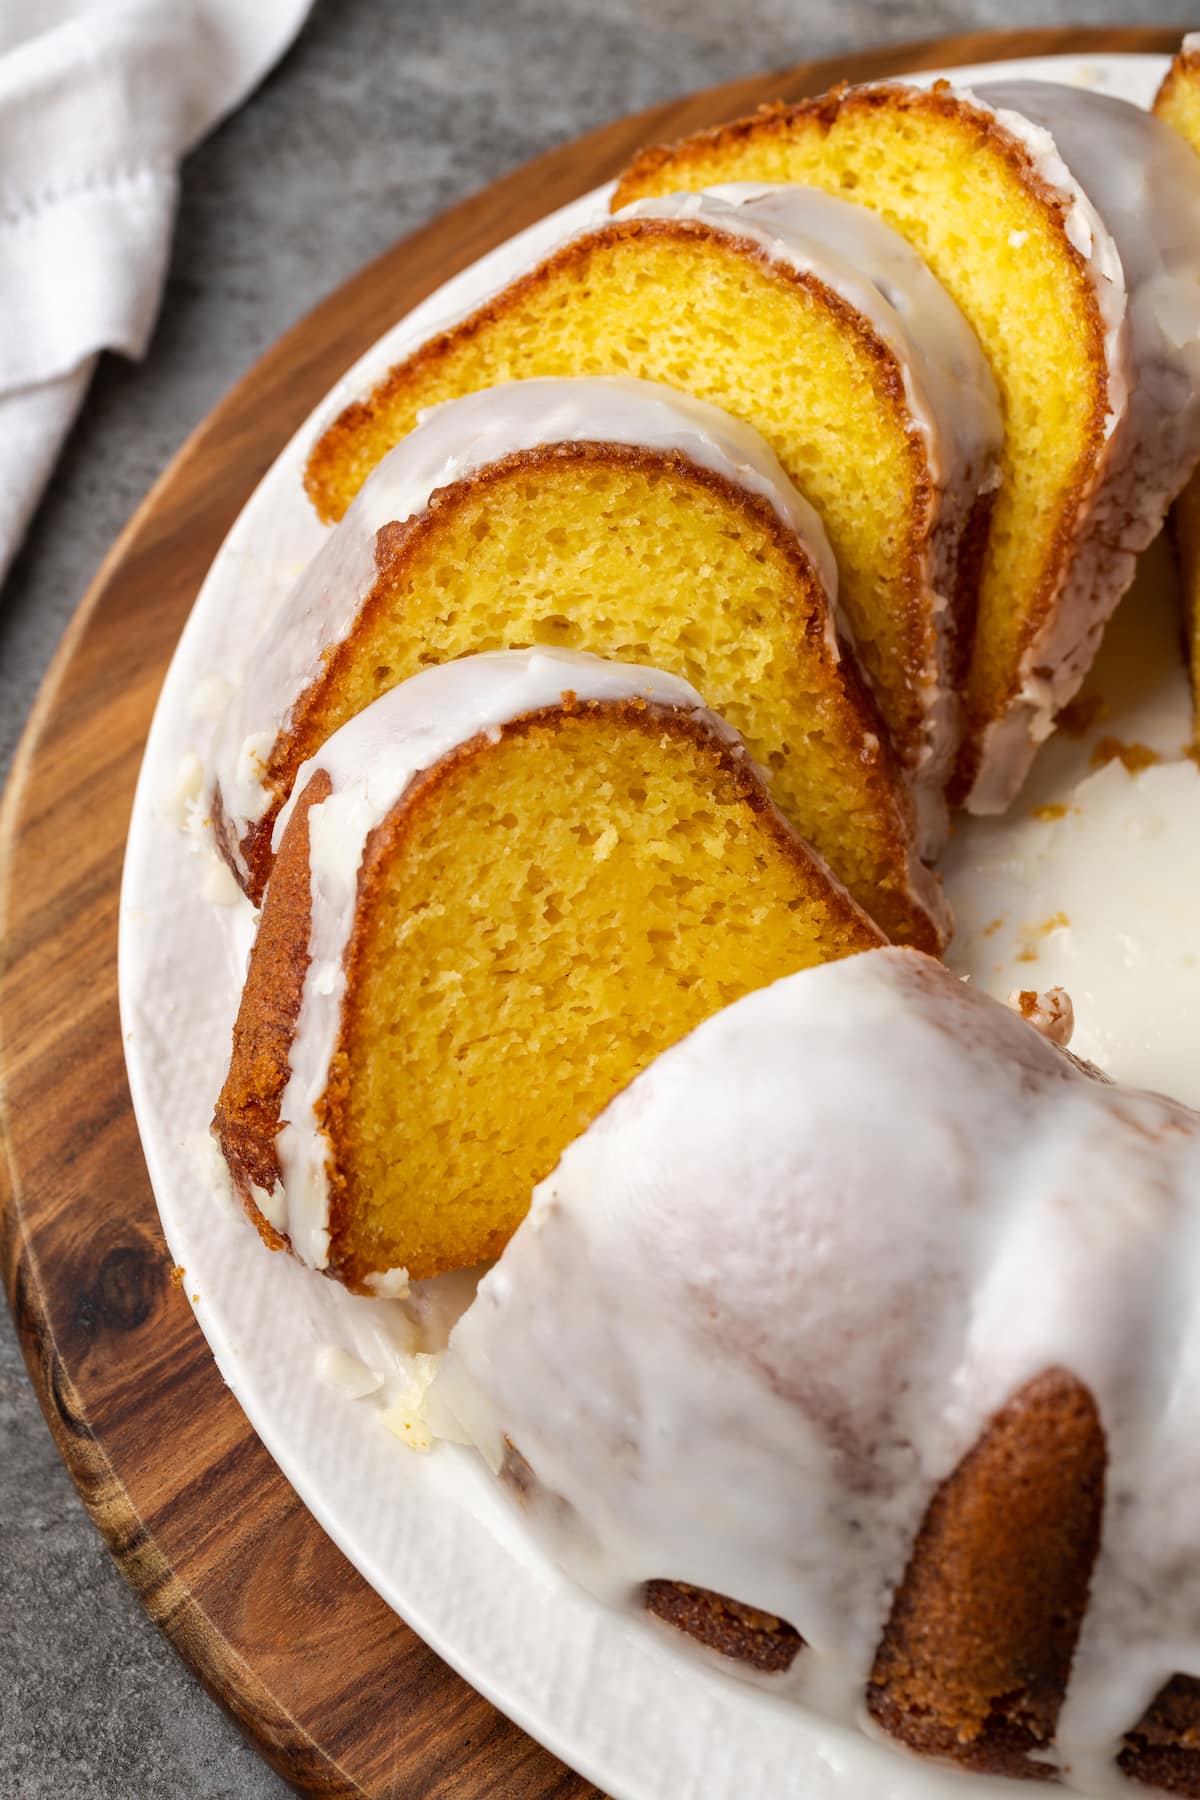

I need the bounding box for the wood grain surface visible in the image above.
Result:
[0,28,1179,1799]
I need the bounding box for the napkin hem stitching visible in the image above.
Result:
[0,158,173,231]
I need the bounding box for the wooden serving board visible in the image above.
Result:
[0,27,1179,1798]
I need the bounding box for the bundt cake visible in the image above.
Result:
[302,185,1003,834]
[1155,39,1200,743]
[213,377,945,949]
[614,79,1200,812]
[212,647,883,1290]
[437,946,1200,1793]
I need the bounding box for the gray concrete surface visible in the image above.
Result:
[1,2,1194,1794]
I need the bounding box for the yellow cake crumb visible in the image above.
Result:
[1090,738,1161,775]
[326,709,883,1281]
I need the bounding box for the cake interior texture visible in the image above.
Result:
[613,88,1108,768]
[305,222,939,777]
[1156,46,1200,151]
[324,707,878,1284]
[282,448,932,949]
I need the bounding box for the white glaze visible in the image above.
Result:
[1006,983,1074,1047]
[380,1353,441,1454]
[209,376,839,874]
[960,81,1200,811]
[365,1267,411,1300]
[188,674,234,722]
[314,1345,383,1399]
[201,854,243,908]
[619,184,1002,504]
[962,82,1128,434]
[270,647,754,1271]
[618,184,1005,837]
[437,946,1200,1784]
[165,749,204,828]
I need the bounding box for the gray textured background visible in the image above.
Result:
[1,2,1193,1795]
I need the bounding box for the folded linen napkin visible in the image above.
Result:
[0,0,312,588]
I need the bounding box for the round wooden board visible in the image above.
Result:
[0,27,1179,1798]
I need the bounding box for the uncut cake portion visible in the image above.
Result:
[212,377,945,949]
[212,648,884,1291]
[302,185,1002,840]
[615,78,1200,811]
[437,946,1200,1795]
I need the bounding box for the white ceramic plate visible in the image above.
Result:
[120,51,1199,1800]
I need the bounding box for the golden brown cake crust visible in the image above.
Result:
[612,82,1112,795]
[212,766,332,1250]
[866,1367,1104,1778]
[242,440,929,946]
[1122,1676,1200,1795]
[644,1580,803,1674]
[319,698,885,1290]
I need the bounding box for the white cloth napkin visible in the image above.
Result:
[0,0,312,588]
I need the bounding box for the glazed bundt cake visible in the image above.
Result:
[1155,40,1200,741]
[302,185,1002,832]
[212,648,883,1290]
[213,377,944,949]
[614,79,1200,811]
[437,946,1200,1793]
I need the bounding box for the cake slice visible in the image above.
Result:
[212,648,884,1290]
[615,80,1200,810]
[1155,38,1200,745]
[213,377,946,950]
[303,186,1002,837]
